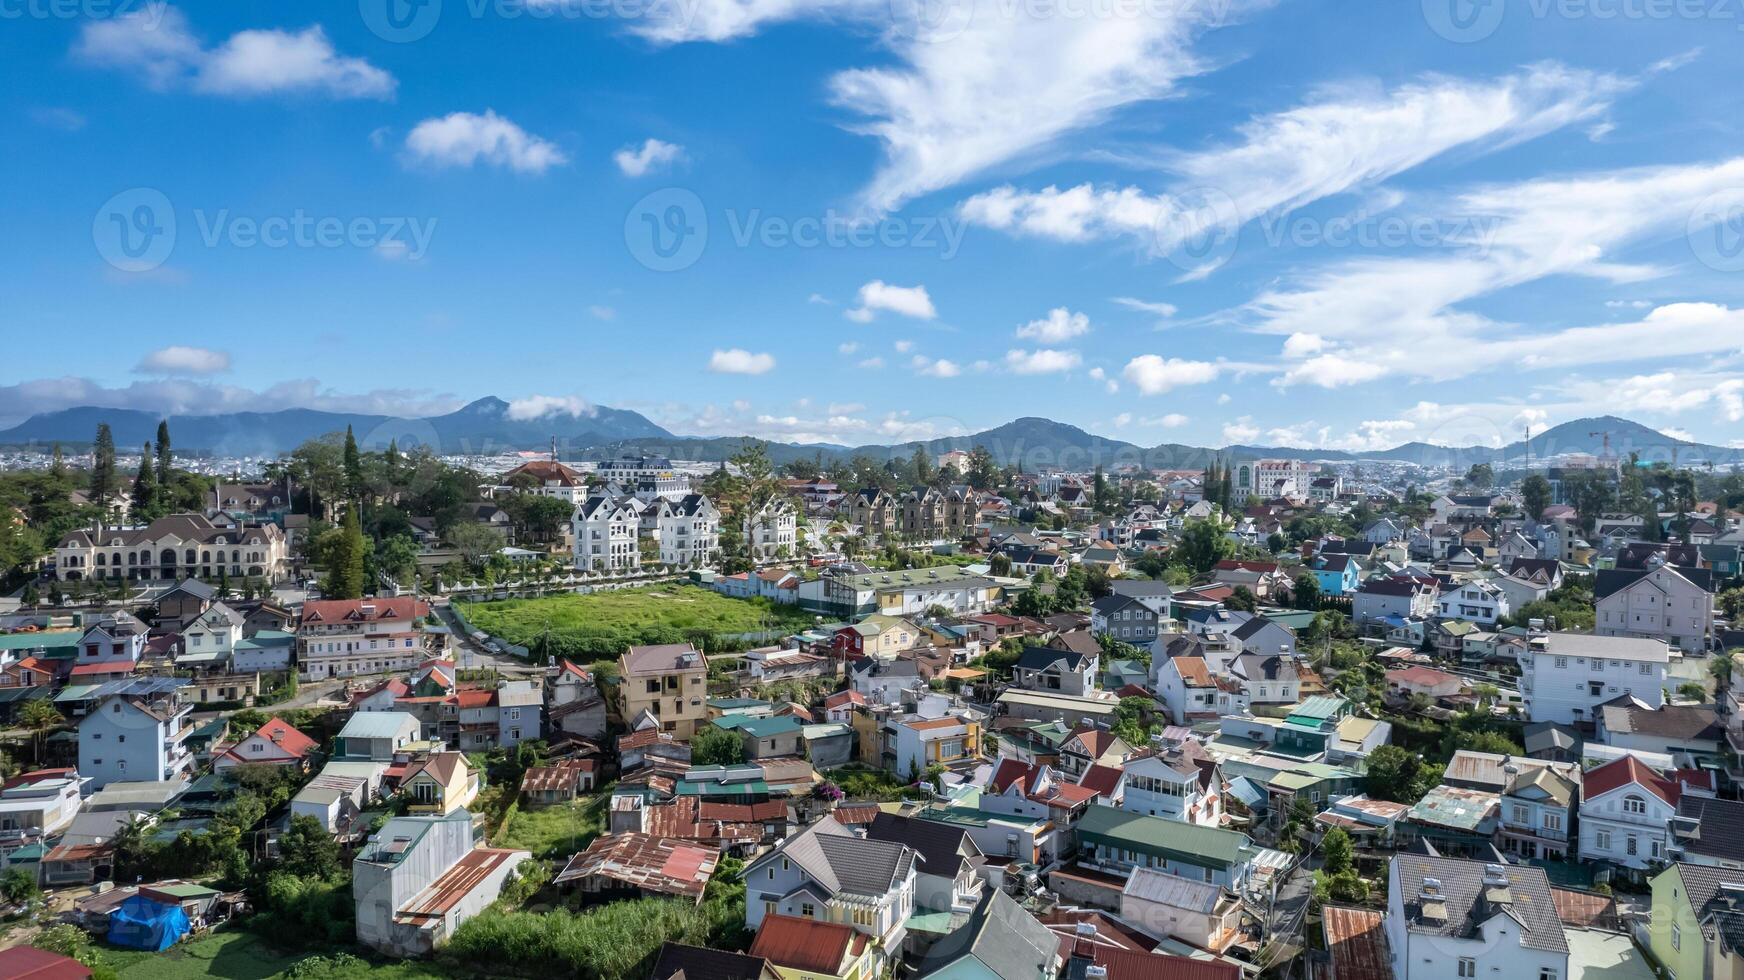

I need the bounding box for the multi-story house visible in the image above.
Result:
[984,760,1100,847]
[1155,652,1242,724]
[1091,594,1163,645]
[1497,763,1577,862]
[743,497,798,560]
[213,717,319,773]
[1353,578,1439,627]
[178,602,245,666]
[845,488,897,538]
[1436,581,1510,626]
[1230,653,1301,708]
[547,660,607,741]
[53,513,288,582]
[401,752,480,816]
[595,456,690,500]
[572,491,644,572]
[1648,863,1744,980]
[1579,755,1681,872]
[1074,805,1257,889]
[1234,459,1316,498]
[1596,563,1714,653]
[70,611,147,683]
[619,643,708,738]
[487,459,590,504]
[297,597,433,681]
[884,709,981,778]
[644,493,719,568]
[743,817,918,962]
[1057,727,1130,779]
[354,810,530,956]
[79,681,195,789]
[1521,633,1668,725]
[1384,855,1567,980]
[1122,744,1222,825]
[863,812,984,917]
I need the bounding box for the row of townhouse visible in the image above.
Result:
[571,486,722,572]
[840,485,978,541]
[52,514,291,584]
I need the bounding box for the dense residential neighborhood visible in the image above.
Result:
[0,418,1741,980]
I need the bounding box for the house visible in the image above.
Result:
[519,761,592,805]
[1596,563,1714,653]
[1436,581,1510,626]
[1403,785,1501,856]
[1120,866,1244,952]
[212,718,318,773]
[79,682,194,789]
[742,816,918,958]
[863,812,984,917]
[885,710,982,779]
[0,769,85,840]
[1523,633,1668,725]
[401,752,479,816]
[291,765,375,835]
[1386,666,1469,702]
[619,643,709,738]
[1648,864,1744,980]
[1091,594,1163,645]
[642,493,721,568]
[548,660,608,741]
[1121,742,1222,826]
[53,514,288,583]
[353,810,531,956]
[1353,578,1438,627]
[915,890,1060,980]
[650,942,778,980]
[1232,614,1298,658]
[1011,646,1098,697]
[1383,855,1566,980]
[744,497,799,561]
[1073,805,1257,889]
[571,491,644,572]
[1579,755,1680,871]
[1058,727,1130,779]
[335,711,422,762]
[1310,554,1362,597]
[297,597,434,681]
[1672,795,1744,869]
[750,914,876,980]
[231,631,294,673]
[833,614,922,659]
[1497,764,1578,863]
[1211,559,1289,599]
[554,832,719,903]
[1154,653,1229,725]
[1230,653,1301,707]
[1597,702,1725,767]
[70,611,147,682]
[488,459,590,503]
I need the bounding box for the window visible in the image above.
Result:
[1458,959,1476,978]
[1541,970,1558,980]
[1596,831,1611,850]
[1555,656,1568,668]
[1626,836,1638,856]
[1623,795,1647,815]
[1673,924,1682,951]
[800,903,816,918]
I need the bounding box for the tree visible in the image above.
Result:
[278,814,342,879]
[130,444,156,517]
[1521,474,1551,520]
[155,420,172,485]
[1226,586,1257,613]
[1175,519,1233,574]
[1,866,38,903]
[912,447,934,487]
[1719,588,1744,622]
[1293,572,1321,612]
[690,725,745,767]
[376,534,420,589]
[1679,681,1708,702]
[1320,826,1354,875]
[989,553,1012,577]
[1465,463,1494,488]
[447,522,503,568]
[90,423,117,507]
[1364,745,1435,803]
[19,698,62,759]
[324,506,367,599]
[343,425,364,502]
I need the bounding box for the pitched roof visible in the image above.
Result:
[1583,754,1680,807]
[622,643,705,675]
[649,942,773,980]
[749,914,867,975]
[1677,797,1744,865]
[1074,805,1251,868]
[748,817,915,899]
[1394,854,1566,953]
[920,890,1060,980]
[300,597,426,625]
[865,812,974,878]
[554,832,718,900]
[1322,906,1390,980]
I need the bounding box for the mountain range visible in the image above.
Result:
[0,399,1735,470]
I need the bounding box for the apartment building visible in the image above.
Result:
[54,514,288,582]
[1521,632,1668,725]
[619,643,709,738]
[1596,563,1714,652]
[297,597,433,681]
[78,679,195,789]
[572,492,644,572]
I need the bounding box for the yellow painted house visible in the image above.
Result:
[1649,863,1744,980]
[402,751,479,816]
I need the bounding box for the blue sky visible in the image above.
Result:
[2,0,1742,450]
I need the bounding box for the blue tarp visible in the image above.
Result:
[107,895,190,951]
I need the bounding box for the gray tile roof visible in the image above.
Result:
[753,817,915,899]
[919,889,1058,980]
[1395,854,1566,954]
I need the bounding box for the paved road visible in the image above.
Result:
[434,604,543,675]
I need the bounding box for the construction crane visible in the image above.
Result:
[1589,430,1612,457]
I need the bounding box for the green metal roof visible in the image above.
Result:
[676,778,769,796]
[0,632,81,652]
[1075,805,1252,869]
[1287,695,1349,722]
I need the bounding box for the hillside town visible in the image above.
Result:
[0,420,1741,980]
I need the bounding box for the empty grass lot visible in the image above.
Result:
[463,585,814,659]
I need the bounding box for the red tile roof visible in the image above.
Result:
[0,947,91,980]
[750,914,867,975]
[1172,657,1213,686]
[1066,727,1121,758]
[301,596,427,624]
[1070,943,1239,980]
[69,661,132,677]
[1584,755,1680,807]
[1079,764,1125,798]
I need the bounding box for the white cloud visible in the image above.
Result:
[846,280,935,321]
[1087,367,1118,394]
[1005,349,1082,374]
[1217,393,1232,405]
[404,110,567,174]
[708,348,777,374]
[135,345,231,376]
[75,7,394,99]
[837,341,860,355]
[1273,352,1388,389]
[1112,413,1133,428]
[961,65,1625,251]
[911,355,961,378]
[1145,413,1191,428]
[507,395,596,420]
[893,340,914,353]
[828,402,865,414]
[589,305,616,320]
[1016,307,1090,343]
[1122,356,1220,395]
[1222,417,1260,443]
[625,0,1238,215]
[613,138,685,177]
[1112,297,1178,317]
[0,377,461,428]
[651,396,967,445]
[858,356,886,369]
[1561,371,1744,422]
[1280,333,1325,358]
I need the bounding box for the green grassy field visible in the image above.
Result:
[106,929,449,980]
[493,791,610,860]
[463,585,815,658]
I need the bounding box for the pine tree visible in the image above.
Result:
[385,439,400,469]
[343,426,364,502]
[130,444,156,516]
[155,420,172,485]
[326,506,367,599]
[49,443,65,479]
[90,424,116,507]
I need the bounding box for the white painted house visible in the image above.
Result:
[1596,563,1713,653]
[1577,755,1681,871]
[1521,632,1668,725]
[1384,855,1568,980]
